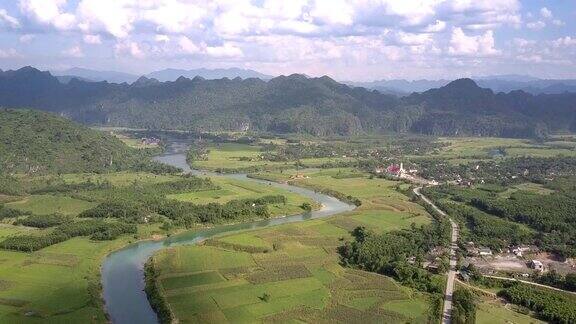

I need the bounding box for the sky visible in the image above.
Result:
[0,0,575,81]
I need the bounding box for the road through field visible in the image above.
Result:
[414,187,459,324]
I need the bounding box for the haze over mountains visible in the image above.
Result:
[1,66,575,138]
[51,67,273,84]
[349,76,576,95]
[50,67,576,96]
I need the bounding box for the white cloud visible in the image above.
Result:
[114,40,145,58]
[83,34,101,44]
[423,20,446,33]
[540,7,552,19]
[206,43,243,58]
[526,21,546,30]
[62,45,84,58]
[0,9,20,28]
[141,0,208,33]
[552,36,576,48]
[0,48,20,58]
[310,0,355,26]
[19,0,75,30]
[552,19,565,27]
[448,27,499,56]
[19,34,35,43]
[77,0,136,38]
[155,34,170,42]
[178,36,201,54]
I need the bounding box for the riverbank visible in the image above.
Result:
[145,168,438,323]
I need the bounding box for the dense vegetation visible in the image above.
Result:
[0,109,179,174]
[425,184,576,257]
[339,219,450,293]
[452,289,477,324]
[499,283,576,323]
[0,220,137,252]
[2,67,576,137]
[417,157,576,184]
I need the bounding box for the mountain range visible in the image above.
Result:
[348,76,576,96]
[51,67,576,96]
[51,67,273,84]
[1,66,575,138]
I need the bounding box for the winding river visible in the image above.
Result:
[101,141,355,324]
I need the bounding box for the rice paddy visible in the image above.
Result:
[150,169,435,322]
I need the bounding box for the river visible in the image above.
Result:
[101,141,355,323]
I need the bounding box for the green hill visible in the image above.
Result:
[0,109,165,174]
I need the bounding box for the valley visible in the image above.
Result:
[0,83,575,324]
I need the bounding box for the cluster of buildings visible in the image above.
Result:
[141,137,161,146]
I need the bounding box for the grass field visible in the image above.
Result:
[0,169,319,323]
[476,299,545,324]
[168,176,317,217]
[151,168,435,322]
[191,143,355,171]
[6,195,96,216]
[433,137,576,163]
[0,227,136,323]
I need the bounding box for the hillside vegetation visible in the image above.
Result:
[0,109,171,174]
[1,67,575,138]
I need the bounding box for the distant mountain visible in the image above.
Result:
[473,74,541,82]
[346,79,449,94]
[55,75,94,84]
[353,75,576,95]
[51,67,139,84]
[1,67,575,138]
[146,68,273,82]
[0,109,155,174]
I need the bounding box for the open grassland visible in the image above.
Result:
[191,143,354,171]
[433,137,576,164]
[0,169,318,323]
[151,168,435,323]
[0,227,138,323]
[168,176,317,217]
[52,172,181,187]
[6,195,96,216]
[255,168,431,231]
[475,299,545,324]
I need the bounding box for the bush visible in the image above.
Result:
[16,213,69,228]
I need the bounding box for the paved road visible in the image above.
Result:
[414,187,459,324]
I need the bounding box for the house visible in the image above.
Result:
[478,247,493,256]
[386,163,405,177]
[290,173,309,180]
[511,245,539,257]
[374,166,385,174]
[141,137,161,146]
[530,260,544,272]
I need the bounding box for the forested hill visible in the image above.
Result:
[1,67,575,138]
[0,109,162,174]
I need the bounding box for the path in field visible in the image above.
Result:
[414,187,459,324]
[483,275,576,296]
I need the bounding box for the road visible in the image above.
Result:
[483,275,576,296]
[414,187,459,324]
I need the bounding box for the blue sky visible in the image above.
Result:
[0,0,575,81]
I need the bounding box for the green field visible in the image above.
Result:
[6,195,96,216]
[433,137,576,164]
[0,170,318,323]
[0,230,134,323]
[476,300,545,324]
[150,168,435,322]
[191,143,354,171]
[168,176,317,217]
